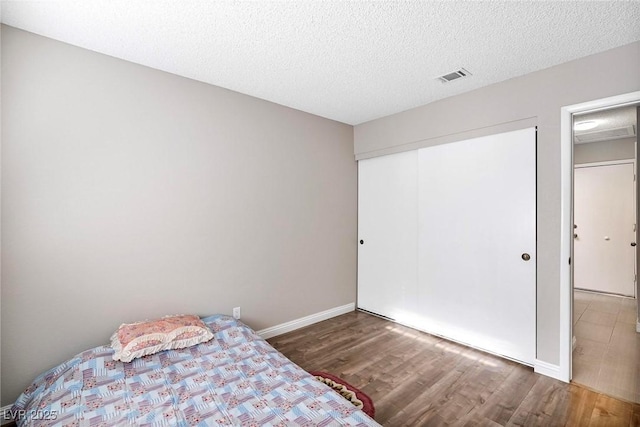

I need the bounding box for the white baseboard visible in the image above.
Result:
[534,359,564,382]
[1,405,14,426]
[257,303,355,339]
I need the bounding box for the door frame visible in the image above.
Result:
[573,159,637,297]
[560,91,640,383]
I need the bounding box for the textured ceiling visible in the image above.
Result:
[2,1,640,125]
[574,105,638,143]
[575,106,637,132]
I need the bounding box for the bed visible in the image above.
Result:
[11,315,380,426]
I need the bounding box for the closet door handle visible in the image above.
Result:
[360,240,364,245]
[631,242,636,247]
[521,253,531,261]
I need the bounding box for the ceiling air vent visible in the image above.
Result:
[574,125,636,144]
[437,68,471,83]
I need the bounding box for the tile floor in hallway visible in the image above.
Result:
[573,289,639,403]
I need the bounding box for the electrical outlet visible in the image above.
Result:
[233,307,241,319]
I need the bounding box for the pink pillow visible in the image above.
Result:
[110,314,214,362]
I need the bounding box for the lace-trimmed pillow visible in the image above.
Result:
[111,314,214,362]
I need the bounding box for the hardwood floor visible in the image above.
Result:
[268,311,640,426]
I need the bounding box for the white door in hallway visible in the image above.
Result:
[574,162,636,297]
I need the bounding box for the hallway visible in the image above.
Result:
[573,289,639,402]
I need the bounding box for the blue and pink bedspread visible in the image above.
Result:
[12,315,380,426]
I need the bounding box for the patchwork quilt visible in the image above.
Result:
[12,315,380,426]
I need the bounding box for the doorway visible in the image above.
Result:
[571,104,639,402]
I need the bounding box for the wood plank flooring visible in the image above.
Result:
[268,311,640,426]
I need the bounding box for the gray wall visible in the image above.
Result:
[0,26,356,405]
[574,137,636,164]
[355,41,640,366]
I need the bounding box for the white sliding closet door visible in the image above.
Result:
[357,150,417,320]
[417,128,536,364]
